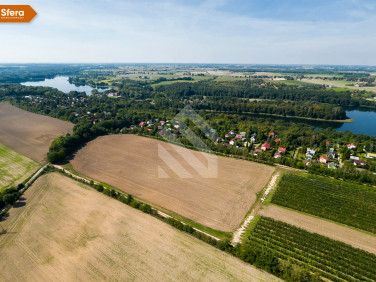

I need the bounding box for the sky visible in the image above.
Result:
[1,0,376,65]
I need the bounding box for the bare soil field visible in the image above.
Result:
[260,205,376,255]
[71,135,275,232]
[0,173,279,281]
[0,103,73,163]
[0,142,38,189]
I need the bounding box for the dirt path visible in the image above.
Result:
[53,165,221,241]
[260,205,376,255]
[0,173,280,281]
[232,173,280,245]
[70,134,275,232]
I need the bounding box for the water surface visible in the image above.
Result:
[21,76,110,95]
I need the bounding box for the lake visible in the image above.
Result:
[21,76,110,95]
[336,110,376,136]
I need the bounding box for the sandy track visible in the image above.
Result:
[0,173,279,281]
[0,103,73,163]
[260,205,376,255]
[71,135,275,232]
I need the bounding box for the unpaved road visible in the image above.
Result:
[260,205,376,255]
[71,135,275,232]
[0,173,280,281]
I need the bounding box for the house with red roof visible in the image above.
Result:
[319,156,329,164]
[347,143,357,149]
[274,139,280,143]
[278,147,287,153]
[261,143,270,151]
[139,121,145,127]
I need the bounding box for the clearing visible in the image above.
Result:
[0,173,279,282]
[0,142,39,189]
[0,103,73,163]
[259,205,376,255]
[70,134,275,232]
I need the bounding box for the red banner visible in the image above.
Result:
[0,5,37,22]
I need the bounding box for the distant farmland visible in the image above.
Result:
[0,142,38,189]
[0,103,73,163]
[71,135,275,231]
[0,173,279,281]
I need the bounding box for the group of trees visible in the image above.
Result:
[0,184,24,210]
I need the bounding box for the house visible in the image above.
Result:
[139,121,145,127]
[229,130,236,135]
[274,152,282,159]
[274,139,281,143]
[147,120,153,125]
[253,149,262,156]
[354,160,367,166]
[278,147,287,154]
[240,131,247,136]
[319,156,329,164]
[130,125,136,129]
[229,139,236,146]
[244,141,251,147]
[250,136,257,143]
[350,156,359,160]
[347,143,357,149]
[174,124,180,129]
[327,151,336,159]
[269,132,275,137]
[225,134,232,138]
[235,134,243,139]
[307,148,316,155]
[261,143,270,151]
[306,153,313,160]
[326,141,330,146]
[328,162,337,169]
[160,120,165,125]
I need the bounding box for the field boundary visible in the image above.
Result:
[52,164,221,241]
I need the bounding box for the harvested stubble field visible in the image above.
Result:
[0,103,73,163]
[0,142,38,189]
[0,173,279,282]
[71,135,275,232]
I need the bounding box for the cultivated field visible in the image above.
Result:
[71,135,275,232]
[0,103,73,163]
[0,142,38,189]
[248,217,376,281]
[0,173,279,281]
[272,173,376,234]
[259,205,376,255]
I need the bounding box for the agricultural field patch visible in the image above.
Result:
[0,142,38,190]
[70,134,275,232]
[0,103,73,163]
[247,217,376,281]
[0,173,279,281]
[271,173,376,234]
[259,205,376,255]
